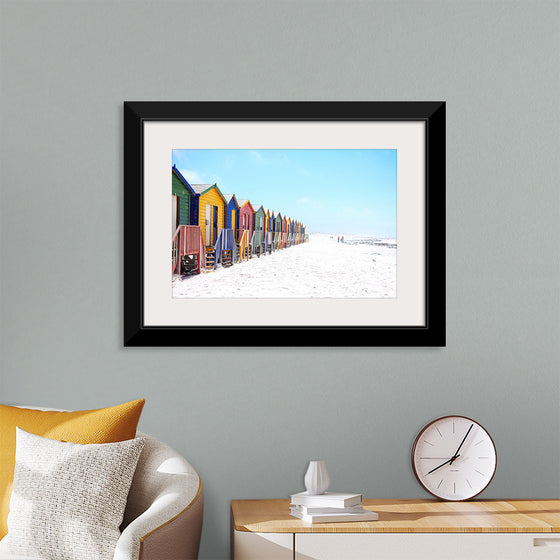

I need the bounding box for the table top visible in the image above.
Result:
[231,499,560,533]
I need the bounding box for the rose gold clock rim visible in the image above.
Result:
[411,415,498,502]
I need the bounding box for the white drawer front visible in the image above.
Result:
[233,531,293,560]
[296,533,560,560]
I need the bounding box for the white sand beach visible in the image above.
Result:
[172,233,396,298]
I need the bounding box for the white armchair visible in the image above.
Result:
[0,431,203,560]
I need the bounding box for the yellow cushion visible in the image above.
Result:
[0,398,145,539]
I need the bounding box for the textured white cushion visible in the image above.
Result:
[0,555,44,559]
[2,428,144,560]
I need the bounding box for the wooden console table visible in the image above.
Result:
[231,498,560,559]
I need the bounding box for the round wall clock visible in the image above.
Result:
[411,415,497,501]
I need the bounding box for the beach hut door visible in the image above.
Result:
[213,206,218,243]
[205,204,211,245]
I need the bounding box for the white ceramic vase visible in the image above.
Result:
[304,460,330,495]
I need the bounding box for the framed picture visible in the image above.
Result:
[124,101,445,347]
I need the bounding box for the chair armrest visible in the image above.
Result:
[113,433,203,560]
[114,485,203,560]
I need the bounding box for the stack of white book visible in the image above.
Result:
[289,491,378,523]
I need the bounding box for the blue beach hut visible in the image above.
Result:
[214,193,240,266]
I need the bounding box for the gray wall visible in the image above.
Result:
[1,1,558,559]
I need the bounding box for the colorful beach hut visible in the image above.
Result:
[268,210,276,252]
[274,212,283,250]
[263,208,272,254]
[172,165,196,232]
[224,193,239,232]
[190,183,227,269]
[213,193,240,267]
[282,215,288,248]
[254,205,266,234]
[190,183,227,247]
[252,205,266,256]
[238,199,255,237]
[288,217,294,246]
[237,199,255,261]
[171,166,205,275]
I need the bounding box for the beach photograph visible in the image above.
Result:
[172,149,397,299]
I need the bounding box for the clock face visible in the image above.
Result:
[412,416,497,501]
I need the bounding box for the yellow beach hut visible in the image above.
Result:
[263,208,272,253]
[190,183,227,247]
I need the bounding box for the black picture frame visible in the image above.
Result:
[124,101,445,347]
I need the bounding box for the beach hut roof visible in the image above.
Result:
[190,183,214,194]
[190,183,227,203]
[223,193,239,206]
[238,199,254,210]
[172,165,196,195]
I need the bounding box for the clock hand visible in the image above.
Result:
[426,424,473,475]
[426,455,460,475]
[449,423,473,465]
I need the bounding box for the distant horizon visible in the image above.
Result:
[306,230,397,240]
[172,149,397,238]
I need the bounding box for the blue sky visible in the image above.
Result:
[172,149,397,237]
